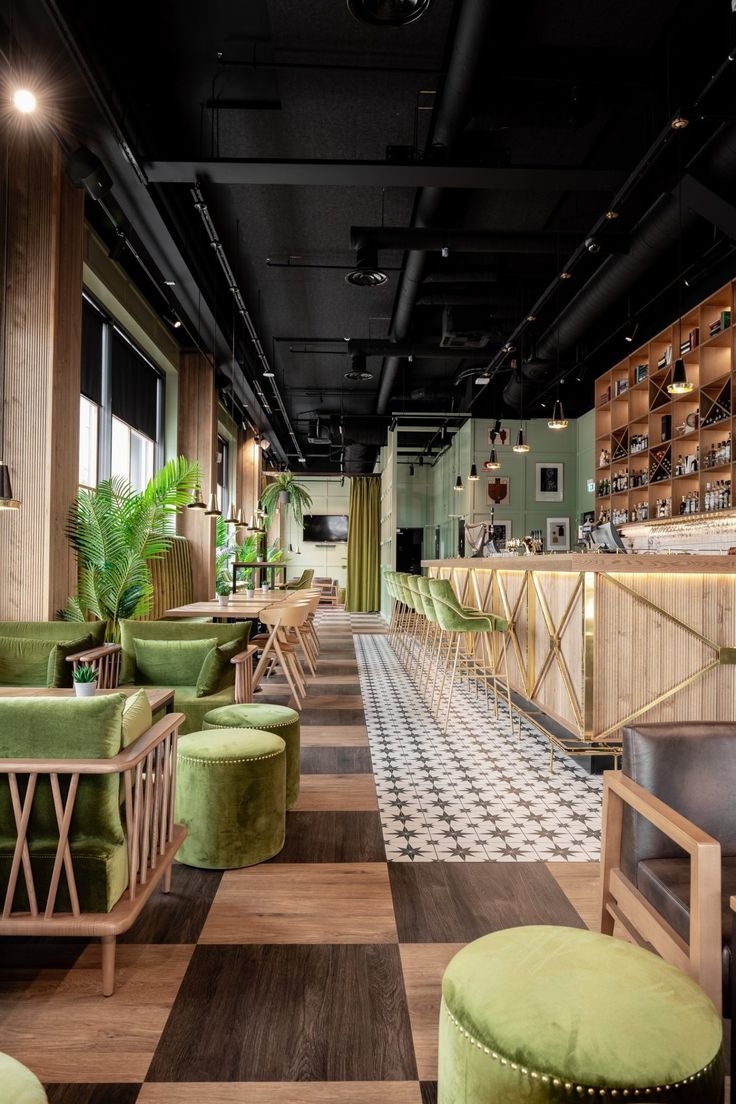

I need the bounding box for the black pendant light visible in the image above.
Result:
[0,461,19,509]
[454,474,464,492]
[487,448,500,470]
[513,427,529,453]
[667,133,693,397]
[468,463,479,481]
[0,132,19,510]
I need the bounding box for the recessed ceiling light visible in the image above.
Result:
[526,314,536,322]
[13,88,36,114]
[347,0,433,25]
[605,210,619,221]
[671,115,689,130]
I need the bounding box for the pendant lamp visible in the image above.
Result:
[487,449,500,470]
[187,482,206,509]
[224,502,239,525]
[454,475,464,491]
[548,398,569,430]
[513,427,529,453]
[204,492,221,517]
[0,461,19,509]
[468,464,479,481]
[667,358,693,395]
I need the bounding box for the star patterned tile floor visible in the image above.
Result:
[354,632,602,863]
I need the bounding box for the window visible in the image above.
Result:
[80,295,164,489]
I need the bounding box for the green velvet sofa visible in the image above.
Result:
[0,692,186,995]
[114,619,256,733]
[0,619,107,689]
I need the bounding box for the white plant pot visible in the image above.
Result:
[74,682,97,698]
[218,594,229,607]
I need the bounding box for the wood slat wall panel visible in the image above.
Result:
[0,134,83,620]
[177,351,216,600]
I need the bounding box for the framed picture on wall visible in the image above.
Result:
[487,425,512,447]
[486,476,509,507]
[491,520,511,547]
[546,516,570,551]
[536,462,564,502]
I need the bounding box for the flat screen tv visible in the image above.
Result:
[303,514,349,543]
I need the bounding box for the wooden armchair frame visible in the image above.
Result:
[0,711,187,996]
[69,643,258,702]
[599,769,723,1012]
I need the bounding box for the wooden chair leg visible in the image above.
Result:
[101,934,116,997]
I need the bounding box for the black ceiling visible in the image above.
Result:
[9,0,736,469]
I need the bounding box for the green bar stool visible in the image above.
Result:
[428,577,516,736]
[439,925,723,1104]
[404,574,427,675]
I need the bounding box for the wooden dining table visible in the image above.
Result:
[0,687,175,712]
[163,593,289,621]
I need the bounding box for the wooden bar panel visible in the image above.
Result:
[177,351,216,600]
[0,132,84,620]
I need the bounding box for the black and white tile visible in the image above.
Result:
[354,632,602,863]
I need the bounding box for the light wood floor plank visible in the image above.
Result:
[139,1084,423,1102]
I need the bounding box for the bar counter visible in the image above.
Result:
[422,554,736,749]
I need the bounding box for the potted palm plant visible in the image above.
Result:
[73,664,98,698]
[260,473,312,527]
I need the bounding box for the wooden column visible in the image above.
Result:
[177,351,217,599]
[0,132,84,620]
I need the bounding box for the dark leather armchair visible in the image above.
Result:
[599,722,734,1016]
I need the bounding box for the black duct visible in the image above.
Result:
[502,125,736,408]
[375,0,494,414]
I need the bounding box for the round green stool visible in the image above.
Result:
[439,926,723,1104]
[203,703,301,808]
[0,1052,47,1104]
[175,728,286,869]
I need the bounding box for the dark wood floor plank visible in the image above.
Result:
[389,862,585,943]
[271,812,386,863]
[121,865,223,944]
[147,944,417,1082]
[301,747,373,774]
[420,1085,438,1104]
[45,1087,141,1104]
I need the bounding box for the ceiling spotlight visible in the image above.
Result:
[345,246,388,287]
[559,271,572,280]
[671,115,689,130]
[548,399,569,430]
[298,457,307,464]
[526,313,537,322]
[493,419,502,434]
[262,368,275,378]
[501,342,515,354]
[513,427,530,453]
[469,464,479,482]
[259,437,271,450]
[347,0,433,25]
[487,449,500,470]
[12,88,36,114]
[441,245,449,258]
[667,358,694,395]
[584,237,601,254]
[605,210,620,221]
[164,310,182,329]
[345,352,373,381]
[454,474,464,492]
[474,375,490,385]
[624,320,639,344]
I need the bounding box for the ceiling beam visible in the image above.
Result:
[350,226,611,254]
[145,159,625,192]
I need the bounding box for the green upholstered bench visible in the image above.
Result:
[175,728,286,869]
[0,1052,47,1103]
[439,926,723,1104]
[203,703,300,808]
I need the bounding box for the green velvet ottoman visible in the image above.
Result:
[0,1052,47,1103]
[175,728,286,869]
[203,703,301,808]
[439,926,723,1104]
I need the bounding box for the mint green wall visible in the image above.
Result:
[396,461,431,527]
[575,408,596,522]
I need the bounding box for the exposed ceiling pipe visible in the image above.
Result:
[375,0,495,414]
[416,286,516,306]
[502,122,736,408]
[352,226,585,254]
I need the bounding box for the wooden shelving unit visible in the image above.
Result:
[595,281,734,524]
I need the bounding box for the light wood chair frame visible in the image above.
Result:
[0,711,187,997]
[599,769,723,1013]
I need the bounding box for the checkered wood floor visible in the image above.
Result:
[0,611,601,1103]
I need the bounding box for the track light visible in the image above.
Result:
[584,237,601,254]
[345,246,388,287]
[347,0,433,25]
[671,115,689,130]
[259,437,271,450]
[548,399,568,430]
[487,449,500,470]
[513,427,529,453]
[624,320,639,344]
[605,210,619,221]
[298,457,307,464]
[454,475,464,491]
[164,310,181,329]
[0,462,20,509]
[263,368,275,378]
[186,482,206,509]
[468,464,479,481]
[667,358,694,395]
[493,419,502,434]
[559,271,572,280]
[13,88,37,114]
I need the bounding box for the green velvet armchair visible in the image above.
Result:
[0,620,109,690]
[277,569,315,591]
[98,620,257,733]
[0,693,186,995]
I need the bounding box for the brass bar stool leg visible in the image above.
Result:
[434,630,452,719]
[442,633,462,734]
[500,636,518,738]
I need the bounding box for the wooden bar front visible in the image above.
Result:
[422,555,736,745]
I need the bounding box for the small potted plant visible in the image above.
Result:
[73,664,98,698]
[216,579,231,607]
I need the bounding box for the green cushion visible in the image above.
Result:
[122,689,152,748]
[0,696,129,914]
[166,685,237,735]
[439,925,723,1103]
[119,619,248,685]
[0,636,55,688]
[0,1051,48,1104]
[0,620,106,646]
[133,637,217,687]
[175,728,286,868]
[196,638,244,697]
[47,633,95,689]
[203,703,300,807]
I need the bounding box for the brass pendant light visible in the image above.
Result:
[187,481,206,509]
[204,492,221,517]
[548,398,569,430]
[667,357,693,395]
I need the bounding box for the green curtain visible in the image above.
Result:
[346,475,381,612]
